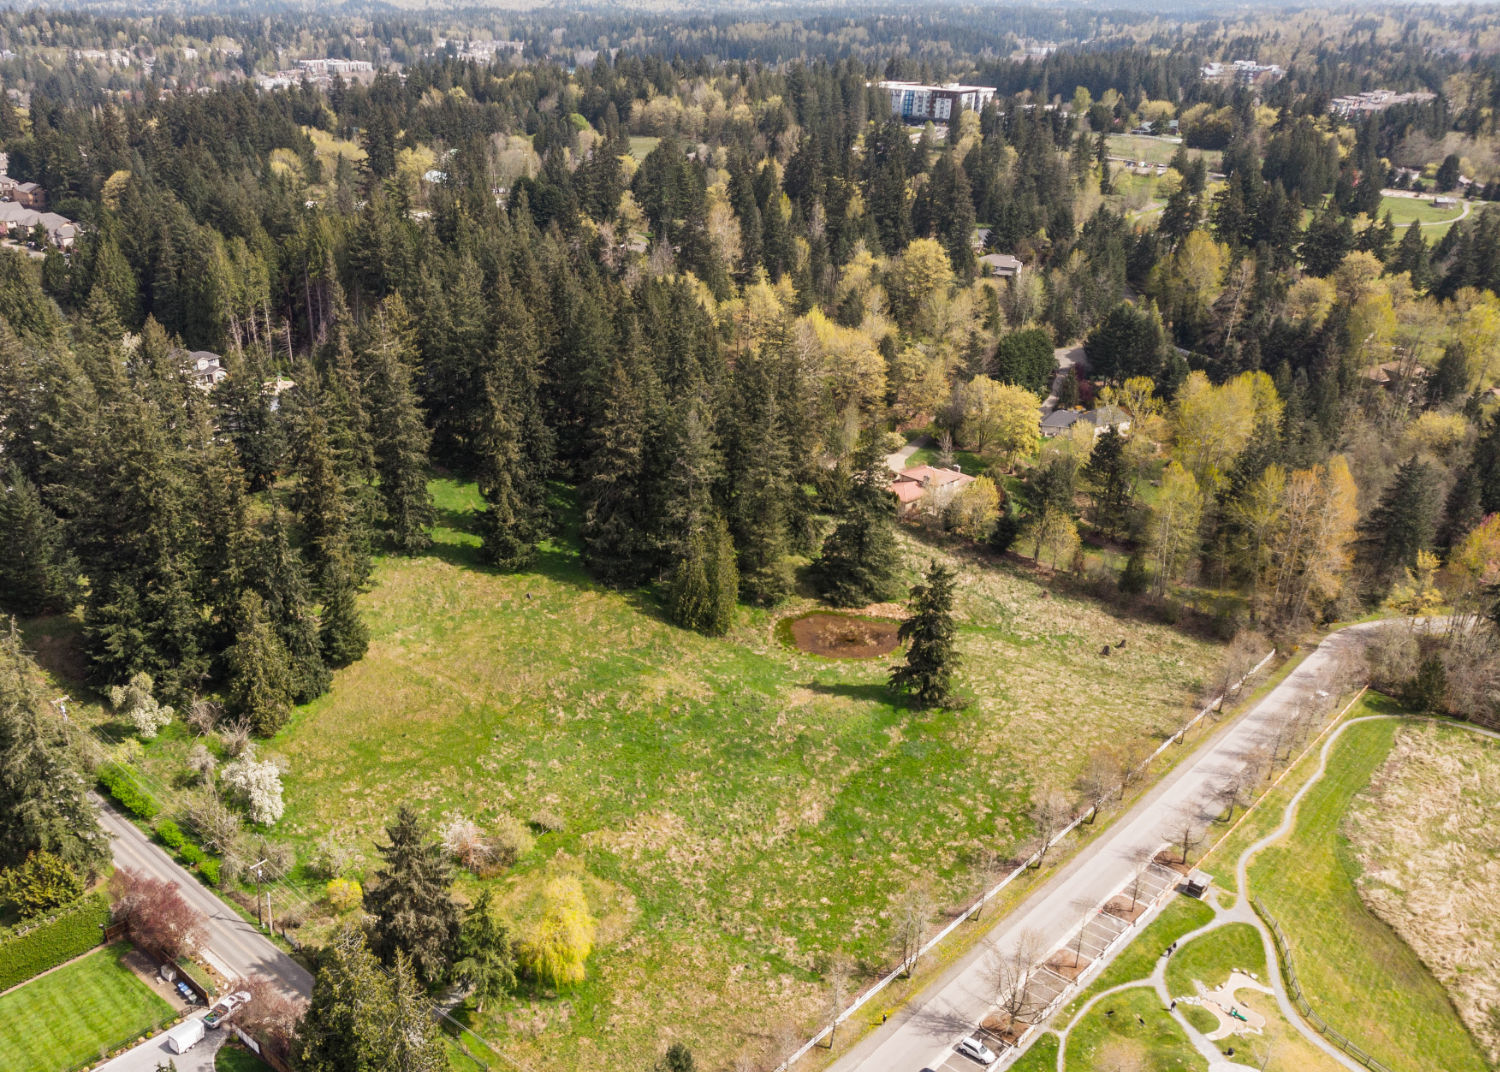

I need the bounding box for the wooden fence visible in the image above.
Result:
[1256,899,1397,1072]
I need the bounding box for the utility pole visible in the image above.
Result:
[249,860,268,931]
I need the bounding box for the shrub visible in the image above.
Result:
[0,891,110,991]
[198,858,221,887]
[491,814,535,868]
[109,671,174,740]
[518,876,596,989]
[155,819,187,852]
[0,852,84,919]
[98,764,160,820]
[529,808,565,834]
[326,878,362,913]
[221,747,285,826]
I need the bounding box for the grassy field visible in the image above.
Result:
[264,477,1222,1070]
[1064,986,1203,1072]
[0,945,174,1072]
[628,135,660,161]
[1248,717,1491,1072]
[1378,193,1469,238]
[1106,134,1221,170]
[1344,722,1500,1065]
[32,474,1224,1072]
[1163,923,1264,998]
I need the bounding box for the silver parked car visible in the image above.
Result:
[955,1036,998,1065]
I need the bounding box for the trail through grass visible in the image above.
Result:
[1248,718,1490,1072]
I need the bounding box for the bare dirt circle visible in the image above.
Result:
[785,613,901,658]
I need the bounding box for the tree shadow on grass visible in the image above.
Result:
[802,679,899,706]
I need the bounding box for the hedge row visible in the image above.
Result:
[98,764,160,820]
[153,819,223,887]
[0,891,111,992]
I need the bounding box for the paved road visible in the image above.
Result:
[829,621,1382,1072]
[97,798,314,1002]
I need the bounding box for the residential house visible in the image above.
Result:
[13,183,45,210]
[176,349,228,390]
[889,465,975,517]
[0,201,77,248]
[1040,405,1131,439]
[978,253,1023,279]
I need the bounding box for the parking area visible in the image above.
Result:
[926,1026,1013,1072]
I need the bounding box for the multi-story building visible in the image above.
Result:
[876,80,996,123]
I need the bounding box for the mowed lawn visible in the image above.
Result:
[0,945,173,1072]
[273,478,1221,1070]
[1248,718,1490,1072]
[1064,986,1203,1072]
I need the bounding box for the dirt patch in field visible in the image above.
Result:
[784,613,901,659]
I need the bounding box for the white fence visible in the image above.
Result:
[771,648,1274,1072]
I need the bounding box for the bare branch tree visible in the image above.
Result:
[824,951,853,1048]
[1030,784,1074,867]
[992,929,1043,1027]
[1163,808,1205,866]
[892,884,935,977]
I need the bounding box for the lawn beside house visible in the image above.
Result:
[0,944,174,1072]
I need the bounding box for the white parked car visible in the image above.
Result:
[956,1036,998,1065]
[204,989,252,1029]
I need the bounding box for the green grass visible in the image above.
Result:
[0,944,174,1072]
[1009,1030,1059,1072]
[1106,134,1221,169]
[628,135,660,161]
[1378,193,1467,228]
[905,445,989,475]
[45,476,1221,1072]
[1182,1004,1217,1034]
[1248,717,1490,1072]
[1064,986,1205,1072]
[1164,923,1265,997]
[1060,896,1215,1020]
[217,1042,273,1072]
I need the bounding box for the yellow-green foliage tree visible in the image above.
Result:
[1171,370,1282,491]
[1148,461,1203,594]
[519,877,598,989]
[948,474,1001,539]
[948,376,1038,468]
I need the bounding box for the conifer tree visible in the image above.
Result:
[363,295,434,553]
[0,625,108,873]
[319,565,369,670]
[0,465,75,614]
[250,508,329,704]
[813,433,901,608]
[364,805,461,985]
[889,561,960,709]
[224,591,295,737]
[705,517,739,637]
[581,344,653,585]
[1083,428,1134,538]
[1358,457,1440,596]
[667,528,713,633]
[454,889,517,1014]
[725,357,795,604]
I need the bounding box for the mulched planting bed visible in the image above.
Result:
[784,612,901,658]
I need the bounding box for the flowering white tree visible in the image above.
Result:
[109,672,173,740]
[222,747,285,826]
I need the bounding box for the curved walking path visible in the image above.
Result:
[1042,687,1500,1072]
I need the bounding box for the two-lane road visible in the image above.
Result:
[829,621,1382,1072]
[97,799,313,1002]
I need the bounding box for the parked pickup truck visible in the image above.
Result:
[203,989,252,1029]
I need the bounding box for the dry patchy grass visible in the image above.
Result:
[1345,722,1500,1066]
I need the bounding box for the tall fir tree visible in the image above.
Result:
[724,355,795,604]
[889,561,960,709]
[813,433,901,608]
[0,464,75,614]
[364,805,461,985]
[249,508,330,704]
[362,294,434,553]
[319,564,369,670]
[1357,457,1440,596]
[580,340,654,585]
[223,591,295,738]
[0,625,108,873]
